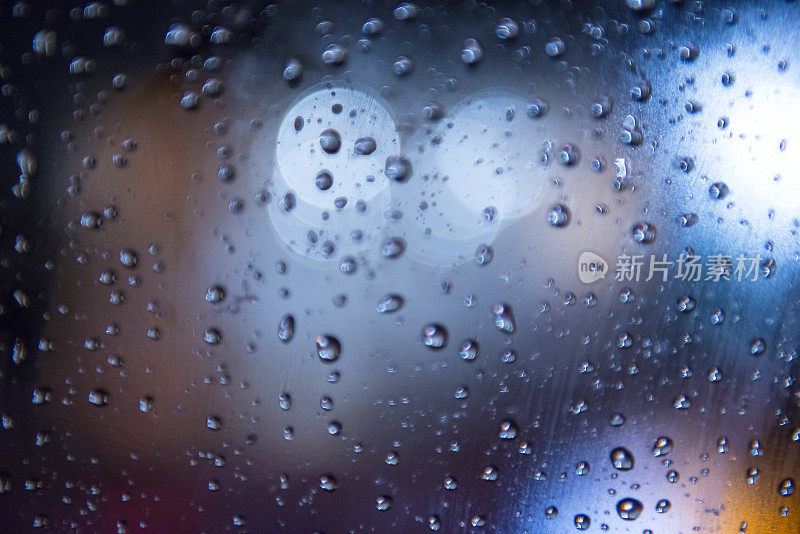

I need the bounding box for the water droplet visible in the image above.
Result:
[574,514,591,530]
[316,335,341,362]
[459,340,478,361]
[652,436,674,457]
[545,37,565,58]
[632,222,656,243]
[354,137,377,155]
[491,303,515,333]
[278,315,295,343]
[319,474,337,491]
[381,237,406,258]
[119,248,138,268]
[385,155,412,181]
[610,447,634,471]
[548,204,570,227]
[377,294,403,313]
[203,328,222,345]
[461,38,483,65]
[750,338,766,356]
[319,129,341,154]
[616,498,643,520]
[422,324,447,349]
[206,415,222,430]
[778,478,794,497]
[496,18,520,39]
[499,420,518,439]
[375,495,393,511]
[321,44,346,65]
[205,285,225,304]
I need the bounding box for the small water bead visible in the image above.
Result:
[747,467,760,485]
[626,0,655,10]
[203,328,222,345]
[632,222,656,243]
[461,38,483,65]
[559,144,579,166]
[574,514,591,530]
[339,257,356,274]
[545,507,558,519]
[609,413,626,427]
[422,324,447,349]
[679,43,699,61]
[87,389,109,406]
[498,420,518,439]
[652,436,674,457]
[666,470,679,483]
[279,393,291,410]
[677,295,696,313]
[778,478,794,496]
[385,155,412,181]
[392,56,414,76]
[363,17,385,35]
[616,498,643,521]
[180,91,200,110]
[119,248,138,268]
[470,516,486,528]
[354,137,377,155]
[491,303,515,333]
[709,182,729,199]
[321,44,346,65]
[319,474,337,491]
[591,96,612,118]
[315,170,333,191]
[393,3,418,20]
[454,385,469,399]
[283,57,303,82]
[482,206,497,223]
[496,18,519,39]
[278,315,295,343]
[205,285,225,304]
[548,204,570,227]
[475,244,493,265]
[630,80,651,102]
[677,213,698,227]
[80,211,103,229]
[655,499,671,514]
[444,475,458,490]
[319,129,341,154]
[610,447,634,471]
[202,78,223,97]
[427,516,441,531]
[381,237,406,258]
[545,37,565,57]
[316,335,341,362]
[481,465,498,481]
[327,421,342,435]
[708,367,723,382]
[218,164,235,181]
[576,462,590,476]
[750,338,766,356]
[673,395,691,410]
[206,416,222,431]
[459,340,478,361]
[377,294,403,313]
[500,349,517,364]
[527,99,548,118]
[375,495,392,511]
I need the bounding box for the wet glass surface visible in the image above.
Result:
[1,0,799,532]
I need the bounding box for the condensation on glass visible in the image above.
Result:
[0,0,798,532]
